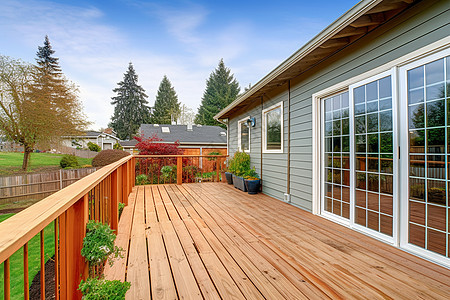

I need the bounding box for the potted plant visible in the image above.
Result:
[229,151,250,191]
[224,158,234,184]
[244,168,261,195]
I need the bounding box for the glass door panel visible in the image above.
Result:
[407,56,449,258]
[352,76,394,237]
[322,91,350,219]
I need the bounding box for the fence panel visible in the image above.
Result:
[0,168,98,204]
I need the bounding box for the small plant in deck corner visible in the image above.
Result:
[118,202,125,219]
[135,174,149,185]
[79,278,130,300]
[79,220,130,299]
[81,221,123,276]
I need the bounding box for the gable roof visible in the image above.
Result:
[214,0,419,120]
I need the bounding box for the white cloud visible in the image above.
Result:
[0,0,331,131]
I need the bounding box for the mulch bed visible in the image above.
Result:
[0,208,24,214]
[29,256,55,300]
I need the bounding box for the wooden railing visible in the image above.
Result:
[0,154,229,299]
[0,155,135,300]
[134,155,228,185]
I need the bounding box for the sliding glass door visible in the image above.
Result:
[400,51,450,264]
[350,73,396,241]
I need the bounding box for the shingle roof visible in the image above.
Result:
[138,124,227,145]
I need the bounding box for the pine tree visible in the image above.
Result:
[151,75,181,124]
[109,62,151,140]
[195,59,240,127]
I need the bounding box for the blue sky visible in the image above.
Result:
[0,0,357,129]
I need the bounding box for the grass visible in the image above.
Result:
[0,152,93,176]
[0,213,55,299]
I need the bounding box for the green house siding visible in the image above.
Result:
[227,0,450,209]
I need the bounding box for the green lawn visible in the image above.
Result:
[0,152,93,176]
[0,213,55,299]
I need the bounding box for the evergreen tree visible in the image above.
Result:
[195,59,240,127]
[109,62,151,140]
[151,75,180,124]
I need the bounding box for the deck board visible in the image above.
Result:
[104,183,450,299]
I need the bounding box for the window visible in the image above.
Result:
[238,117,250,152]
[263,102,283,153]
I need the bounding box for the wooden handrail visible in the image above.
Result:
[134,155,228,158]
[0,155,133,264]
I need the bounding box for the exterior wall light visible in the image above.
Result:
[246,117,256,127]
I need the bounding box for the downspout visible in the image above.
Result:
[287,81,291,196]
[260,96,263,181]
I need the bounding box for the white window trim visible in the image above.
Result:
[238,116,251,153]
[262,101,284,153]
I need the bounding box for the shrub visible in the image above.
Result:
[82,164,93,168]
[113,143,123,150]
[60,154,79,169]
[228,151,250,176]
[81,221,123,277]
[87,142,102,152]
[92,150,130,167]
[135,174,148,185]
[79,278,130,300]
[118,203,125,219]
[207,151,220,161]
[161,165,176,182]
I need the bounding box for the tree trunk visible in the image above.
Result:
[22,147,33,171]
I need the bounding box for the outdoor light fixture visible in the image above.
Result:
[246,117,256,127]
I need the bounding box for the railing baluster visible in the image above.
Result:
[40,230,45,300]
[216,158,220,182]
[24,243,29,300]
[54,219,59,300]
[4,257,10,300]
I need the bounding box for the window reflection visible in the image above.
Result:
[266,107,282,150]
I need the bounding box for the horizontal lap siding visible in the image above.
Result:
[227,0,450,208]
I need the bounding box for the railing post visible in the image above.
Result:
[60,194,89,299]
[215,158,220,182]
[131,157,136,189]
[111,169,119,233]
[121,164,128,206]
[177,156,182,185]
[127,160,131,196]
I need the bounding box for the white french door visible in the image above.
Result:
[321,47,450,267]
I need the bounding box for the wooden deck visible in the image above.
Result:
[104,183,450,299]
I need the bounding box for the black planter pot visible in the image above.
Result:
[232,174,247,192]
[245,179,261,194]
[225,172,233,185]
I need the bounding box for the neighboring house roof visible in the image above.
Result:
[120,140,138,147]
[64,131,120,141]
[215,0,419,120]
[120,124,227,147]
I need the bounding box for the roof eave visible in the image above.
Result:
[214,0,384,121]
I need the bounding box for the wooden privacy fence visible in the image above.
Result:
[0,156,135,300]
[134,155,228,185]
[0,168,98,205]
